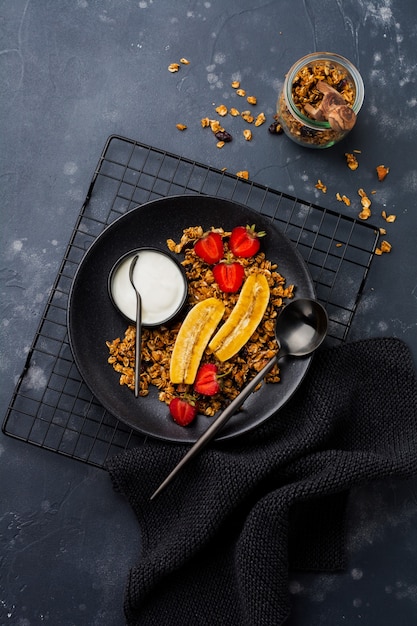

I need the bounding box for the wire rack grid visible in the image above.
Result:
[2,134,379,468]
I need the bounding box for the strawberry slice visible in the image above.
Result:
[229,224,266,258]
[169,396,198,426]
[194,231,224,264]
[213,256,245,293]
[193,363,221,396]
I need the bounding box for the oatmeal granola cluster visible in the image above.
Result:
[278,60,356,147]
[106,226,294,416]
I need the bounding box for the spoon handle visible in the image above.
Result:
[134,292,142,398]
[150,355,277,500]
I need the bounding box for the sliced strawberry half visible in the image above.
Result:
[194,231,224,264]
[229,224,266,258]
[213,256,245,293]
[193,363,221,396]
[169,395,198,426]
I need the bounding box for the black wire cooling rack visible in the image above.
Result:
[2,134,379,468]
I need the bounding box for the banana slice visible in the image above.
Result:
[208,273,270,361]
[170,298,225,384]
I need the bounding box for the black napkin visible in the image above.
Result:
[106,338,417,626]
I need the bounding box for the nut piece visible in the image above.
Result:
[236,170,249,179]
[375,240,392,255]
[247,96,257,105]
[382,210,396,223]
[176,123,187,131]
[180,58,190,65]
[241,110,254,123]
[168,63,180,73]
[376,164,390,181]
[345,152,359,170]
[215,104,228,117]
[243,129,252,141]
[336,192,351,206]
[254,112,266,127]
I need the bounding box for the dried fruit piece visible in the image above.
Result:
[170,298,225,384]
[208,273,270,361]
[268,120,283,134]
[229,224,266,258]
[176,123,187,131]
[169,395,198,426]
[194,231,224,264]
[213,256,245,293]
[214,130,233,142]
[168,63,180,73]
[376,165,390,181]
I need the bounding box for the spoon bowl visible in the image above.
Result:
[129,255,142,398]
[150,298,328,499]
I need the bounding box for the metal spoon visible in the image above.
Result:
[129,254,142,398]
[150,298,328,500]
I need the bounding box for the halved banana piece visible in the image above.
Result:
[170,297,225,384]
[208,273,270,361]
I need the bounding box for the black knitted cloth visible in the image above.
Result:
[106,338,417,626]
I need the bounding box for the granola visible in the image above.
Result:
[107,226,295,416]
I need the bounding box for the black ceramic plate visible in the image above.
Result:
[68,195,315,443]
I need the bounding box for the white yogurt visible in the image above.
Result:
[110,249,187,325]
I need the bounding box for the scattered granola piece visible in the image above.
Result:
[236,170,249,179]
[315,180,327,193]
[215,104,228,117]
[180,58,190,65]
[254,112,266,127]
[243,129,252,141]
[341,195,351,206]
[241,110,254,123]
[382,210,396,223]
[231,80,240,89]
[168,63,180,73]
[336,242,343,247]
[210,119,223,133]
[229,107,240,116]
[345,152,359,170]
[176,123,187,131]
[336,192,342,201]
[216,141,225,149]
[371,190,377,194]
[268,120,283,134]
[359,207,371,220]
[201,117,210,128]
[247,96,257,105]
[379,227,387,235]
[376,164,390,181]
[375,240,392,255]
[236,88,246,97]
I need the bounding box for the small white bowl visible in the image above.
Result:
[108,247,188,326]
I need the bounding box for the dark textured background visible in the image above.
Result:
[1,1,416,624]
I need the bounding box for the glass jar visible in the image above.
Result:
[277,52,364,149]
